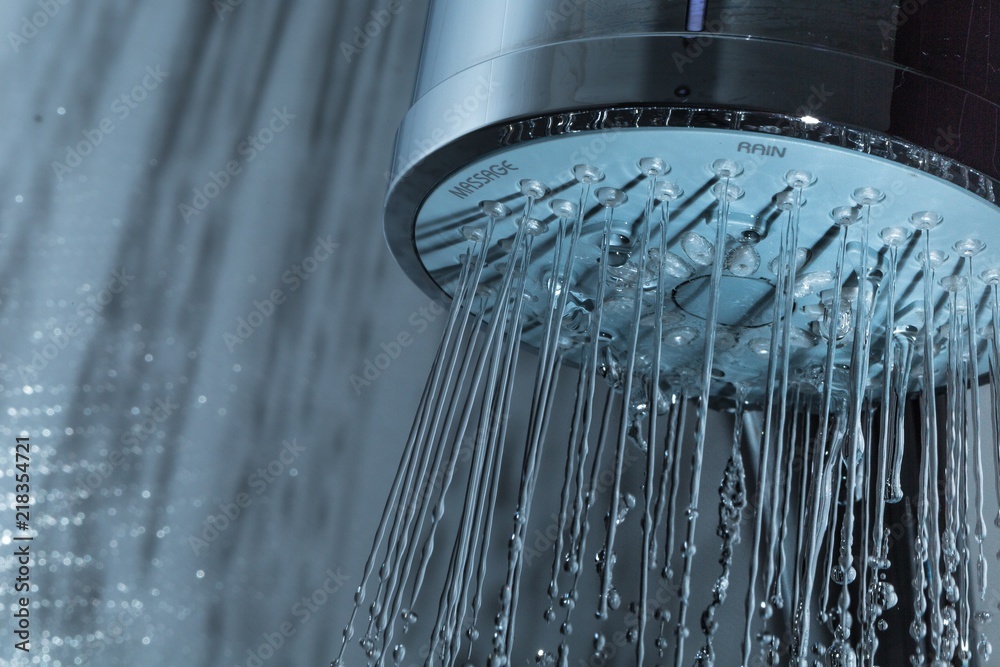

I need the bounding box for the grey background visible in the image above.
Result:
[1,1,435,664]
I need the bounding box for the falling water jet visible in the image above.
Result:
[595,185,634,626]
[697,389,748,666]
[763,174,815,616]
[911,210,946,661]
[674,160,743,667]
[349,90,1000,667]
[955,238,990,602]
[983,266,1000,539]
[839,187,884,662]
[636,160,674,667]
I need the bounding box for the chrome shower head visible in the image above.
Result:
[395,112,1000,407]
[339,3,1000,666]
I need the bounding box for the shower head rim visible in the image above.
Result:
[385,104,1000,305]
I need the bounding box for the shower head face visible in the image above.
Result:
[403,121,1000,406]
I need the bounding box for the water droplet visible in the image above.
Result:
[978,634,993,660]
[830,206,859,226]
[521,218,548,236]
[909,210,943,230]
[711,158,743,178]
[880,226,911,246]
[664,325,699,347]
[596,186,627,208]
[917,250,948,269]
[825,640,857,667]
[549,198,579,219]
[519,179,549,199]
[638,157,670,176]
[574,164,604,184]
[953,237,986,256]
[727,245,761,276]
[656,251,694,279]
[712,181,744,202]
[768,247,810,275]
[655,180,684,201]
[784,169,816,188]
[852,187,885,206]
[748,338,771,358]
[480,200,511,219]
[795,270,835,297]
[831,565,856,584]
[462,225,487,241]
[774,191,798,211]
[874,581,897,609]
[969,267,998,294]
[681,232,714,266]
[939,275,967,292]
[608,588,622,610]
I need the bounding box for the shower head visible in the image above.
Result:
[394,115,1000,406]
[384,0,1000,406]
[340,3,1000,666]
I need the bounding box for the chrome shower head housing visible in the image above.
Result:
[339,3,1000,666]
[384,0,1000,406]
